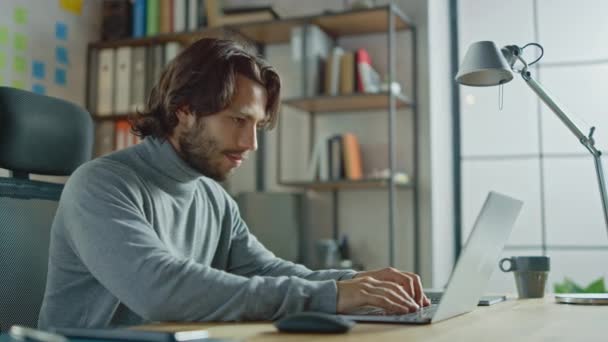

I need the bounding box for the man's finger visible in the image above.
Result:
[404,272,426,306]
[363,291,410,314]
[367,280,419,311]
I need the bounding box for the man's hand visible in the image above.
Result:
[355,268,431,307]
[335,268,431,314]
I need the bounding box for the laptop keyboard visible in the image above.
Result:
[348,303,439,322]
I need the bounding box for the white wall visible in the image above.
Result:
[458,0,608,294]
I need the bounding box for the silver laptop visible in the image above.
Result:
[340,191,523,324]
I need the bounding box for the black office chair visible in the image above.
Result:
[0,87,93,330]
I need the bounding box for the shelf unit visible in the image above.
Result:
[86,4,419,269]
[274,5,419,268]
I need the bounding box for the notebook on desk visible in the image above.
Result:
[340,191,523,324]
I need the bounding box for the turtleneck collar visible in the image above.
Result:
[138,137,202,185]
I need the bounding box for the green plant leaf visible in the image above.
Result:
[554,277,585,293]
[583,278,606,293]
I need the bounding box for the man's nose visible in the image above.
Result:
[238,125,258,151]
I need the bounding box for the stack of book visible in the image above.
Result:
[307,133,364,182]
[90,42,182,156]
[90,42,182,117]
[290,24,382,97]
[95,120,141,157]
[101,0,279,40]
[101,0,209,39]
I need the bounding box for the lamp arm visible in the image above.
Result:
[521,69,608,236]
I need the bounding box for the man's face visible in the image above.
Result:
[172,74,268,181]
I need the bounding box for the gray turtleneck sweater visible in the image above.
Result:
[38,137,356,329]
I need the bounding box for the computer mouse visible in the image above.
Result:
[274,312,356,333]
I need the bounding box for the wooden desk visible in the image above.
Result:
[140,297,606,341]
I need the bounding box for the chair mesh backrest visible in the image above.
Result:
[0,178,63,331]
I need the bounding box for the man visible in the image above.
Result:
[38,38,430,329]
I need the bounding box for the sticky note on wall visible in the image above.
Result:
[55,22,68,40]
[59,0,83,15]
[55,68,67,86]
[14,56,26,73]
[14,8,28,24]
[0,27,8,45]
[14,33,27,51]
[56,46,69,65]
[32,60,45,79]
[12,79,25,89]
[32,84,46,95]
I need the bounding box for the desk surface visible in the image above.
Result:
[139,297,607,341]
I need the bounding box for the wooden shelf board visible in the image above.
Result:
[88,27,230,49]
[282,93,412,113]
[313,7,410,37]
[230,18,306,44]
[280,179,412,191]
[89,6,413,48]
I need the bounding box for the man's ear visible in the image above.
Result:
[175,107,195,127]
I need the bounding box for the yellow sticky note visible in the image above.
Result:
[59,0,83,15]
[0,27,8,45]
[14,56,26,73]
[12,79,25,89]
[14,33,27,51]
[14,7,28,24]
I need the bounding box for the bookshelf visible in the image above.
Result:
[86,4,418,268]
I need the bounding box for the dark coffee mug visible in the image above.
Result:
[499,256,550,299]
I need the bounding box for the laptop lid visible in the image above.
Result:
[431,191,523,322]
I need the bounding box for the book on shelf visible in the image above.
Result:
[115,120,140,151]
[291,24,332,97]
[114,0,209,39]
[132,0,146,38]
[101,0,132,41]
[355,48,381,93]
[339,51,355,95]
[328,135,344,180]
[90,43,182,118]
[130,46,147,112]
[307,133,364,182]
[96,48,115,116]
[342,133,363,180]
[146,0,160,36]
[114,46,132,114]
[324,47,344,96]
[173,0,187,32]
[94,120,141,157]
[94,121,115,157]
[159,0,173,34]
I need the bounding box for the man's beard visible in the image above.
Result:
[178,121,231,182]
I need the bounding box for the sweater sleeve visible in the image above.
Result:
[223,193,358,282]
[62,161,339,321]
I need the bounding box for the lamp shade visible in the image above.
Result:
[455,41,514,86]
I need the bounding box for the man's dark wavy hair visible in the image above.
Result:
[130,38,281,138]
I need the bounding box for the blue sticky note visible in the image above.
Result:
[54,68,66,86]
[32,83,46,95]
[55,22,68,40]
[32,60,45,79]
[56,46,69,65]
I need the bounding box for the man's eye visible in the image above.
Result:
[232,117,246,125]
